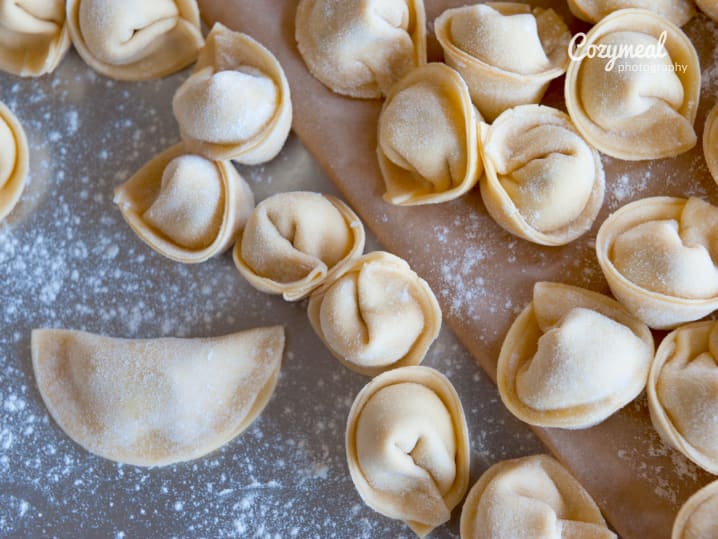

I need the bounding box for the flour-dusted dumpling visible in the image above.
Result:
[673,479,718,539]
[696,0,718,21]
[172,23,292,165]
[234,191,365,302]
[377,63,482,206]
[565,9,700,160]
[704,102,718,185]
[498,282,653,429]
[32,326,284,466]
[66,0,203,80]
[567,0,694,25]
[0,0,71,76]
[347,366,469,537]
[460,455,615,539]
[480,105,605,246]
[114,144,254,264]
[295,0,426,99]
[0,101,28,222]
[308,252,441,376]
[435,3,570,122]
[597,197,718,329]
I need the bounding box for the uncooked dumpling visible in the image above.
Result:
[66,0,203,80]
[704,102,718,185]
[567,0,694,26]
[295,0,426,98]
[480,105,605,246]
[460,455,615,539]
[346,366,470,537]
[32,326,285,466]
[498,282,653,429]
[114,143,254,264]
[435,3,570,121]
[0,101,29,222]
[172,23,292,165]
[0,0,71,76]
[377,63,482,205]
[673,479,718,539]
[234,191,366,302]
[308,251,441,376]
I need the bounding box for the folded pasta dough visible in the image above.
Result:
[0,0,71,76]
[696,0,718,21]
[673,478,718,539]
[498,282,653,429]
[460,455,616,539]
[234,191,365,302]
[32,326,285,466]
[0,101,29,222]
[114,143,254,264]
[480,105,605,246]
[377,63,482,206]
[567,0,694,25]
[704,102,718,185]
[172,23,292,165]
[66,0,203,80]
[565,9,700,160]
[346,366,469,537]
[295,0,426,98]
[435,3,570,122]
[597,197,718,329]
[307,251,441,376]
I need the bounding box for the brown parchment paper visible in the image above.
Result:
[198,1,718,537]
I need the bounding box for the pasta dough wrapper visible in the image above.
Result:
[32,326,285,466]
[703,102,718,186]
[567,0,695,26]
[672,478,718,539]
[346,366,470,537]
[0,101,29,222]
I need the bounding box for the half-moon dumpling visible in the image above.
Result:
[498,282,654,429]
[460,455,615,539]
[32,326,285,466]
[307,251,441,376]
[377,63,482,206]
[596,196,718,329]
[673,479,718,539]
[704,102,718,185]
[295,0,426,99]
[172,23,292,165]
[346,366,470,537]
[0,0,71,76]
[0,101,29,222]
[114,144,254,264]
[234,191,366,302]
[66,0,203,80]
[480,105,605,246]
[565,9,700,160]
[696,0,718,21]
[435,3,570,122]
[567,0,695,26]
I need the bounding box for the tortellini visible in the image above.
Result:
[596,197,718,329]
[696,0,718,21]
[66,0,204,80]
[479,105,605,246]
[377,63,482,205]
[114,144,255,264]
[673,479,718,539]
[567,0,695,26]
[346,366,470,537]
[565,9,700,160]
[0,101,28,222]
[435,3,570,122]
[32,326,285,466]
[460,455,616,539]
[307,251,441,376]
[0,0,71,76]
[172,23,292,165]
[295,0,426,98]
[704,102,718,185]
[234,191,366,302]
[498,282,654,429]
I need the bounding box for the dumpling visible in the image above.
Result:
[295,0,426,99]
[66,0,203,80]
[114,143,254,264]
[434,3,570,122]
[498,282,654,429]
[565,9,700,160]
[377,63,482,206]
[480,105,605,246]
[696,0,718,21]
[0,0,71,76]
[346,366,470,537]
[460,455,615,539]
[704,102,718,185]
[32,326,285,466]
[567,0,694,26]
[172,23,292,165]
[673,479,718,539]
[234,191,365,302]
[307,251,441,376]
[0,101,29,222]
[596,196,718,329]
